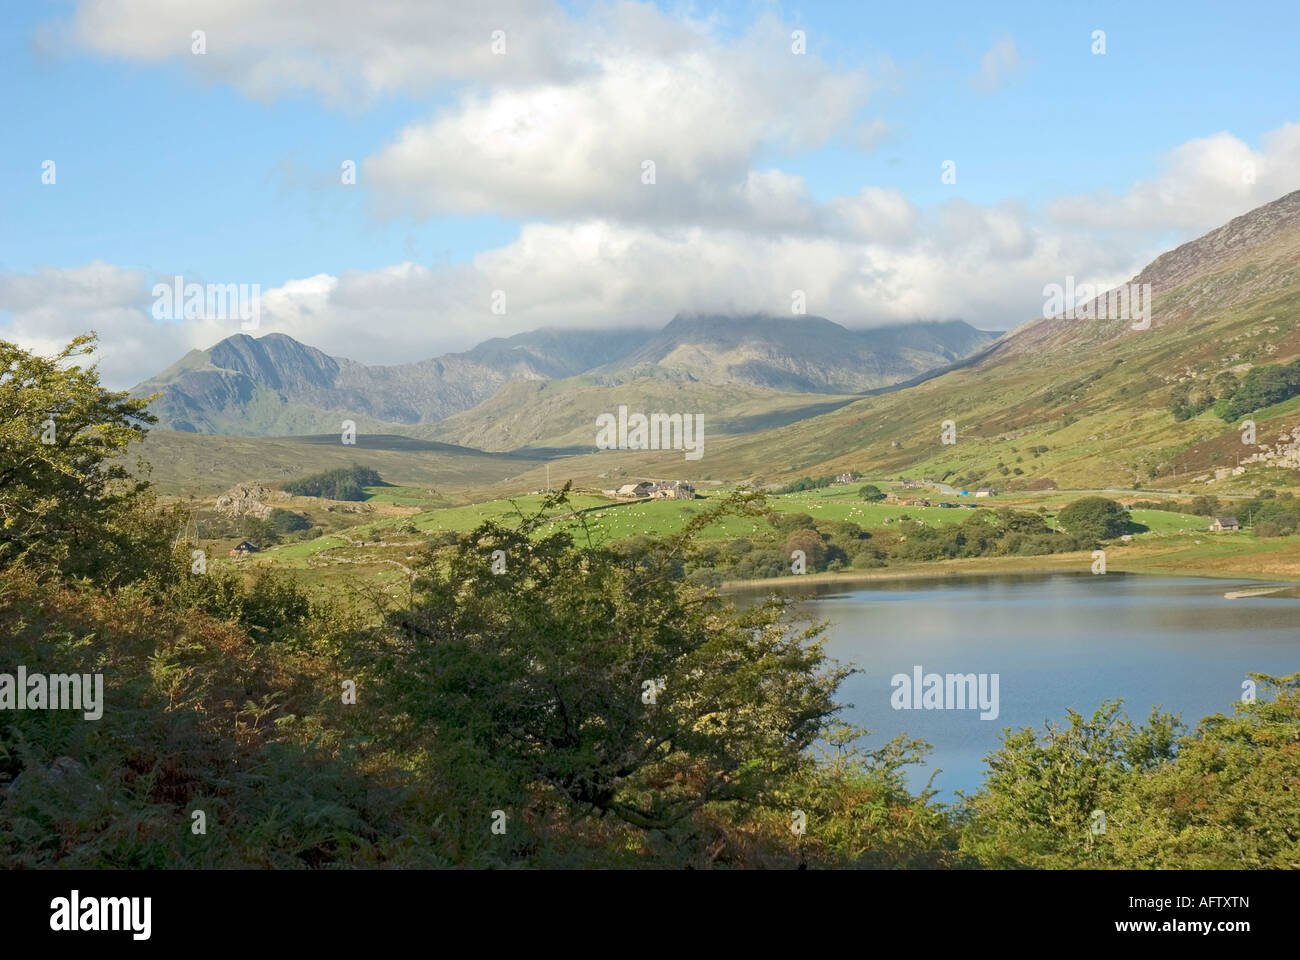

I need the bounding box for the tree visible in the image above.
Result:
[350,487,851,831]
[960,701,1182,868]
[782,528,827,569]
[283,465,383,500]
[0,335,165,582]
[1057,497,1128,541]
[773,511,816,534]
[858,484,886,502]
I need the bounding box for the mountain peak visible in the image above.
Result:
[603,315,996,393]
[131,316,995,438]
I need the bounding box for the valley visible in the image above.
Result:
[125,191,1300,605]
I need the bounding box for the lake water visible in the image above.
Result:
[740,574,1300,801]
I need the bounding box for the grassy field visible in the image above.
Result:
[362,484,455,510]
[210,482,1300,603]
[135,430,545,497]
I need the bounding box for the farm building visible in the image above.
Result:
[1208,517,1239,532]
[650,480,696,500]
[604,480,696,500]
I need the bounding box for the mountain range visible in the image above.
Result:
[128,188,1300,497]
[130,316,999,441]
[529,188,1300,494]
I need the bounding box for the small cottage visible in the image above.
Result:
[230,540,260,557]
[1208,517,1239,532]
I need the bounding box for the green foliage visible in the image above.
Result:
[1057,496,1128,540]
[961,675,1300,868]
[1202,358,1300,421]
[7,333,1297,869]
[689,505,1089,580]
[283,465,384,501]
[782,528,827,567]
[0,565,394,868]
[348,486,852,832]
[267,508,313,538]
[773,511,816,535]
[858,484,886,501]
[960,701,1183,868]
[1241,498,1300,535]
[775,475,834,494]
[1167,380,1217,421]
[708,722,965,868]
[165,557,316,644]
[0,335,166,584]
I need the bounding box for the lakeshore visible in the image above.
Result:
[721,540,1300,594]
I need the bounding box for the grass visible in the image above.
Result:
[425,373,863,452]
[134,430,545,497]
[230,483,1300,602]
[361,484,452,509]
[250,488,1241,559]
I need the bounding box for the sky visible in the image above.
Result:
[2,0,1298,388]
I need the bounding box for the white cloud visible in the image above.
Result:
[9,132,1297,391]
[54,2,881,231]
[364,14,877,227]
[1047,125,1300,237]
[972,34,1026,93]
[0,207,1077,388]
[0,262,238,389]
[845,117,895,153]
[54,0,581,104]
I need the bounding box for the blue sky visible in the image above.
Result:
[2,0,1298,385]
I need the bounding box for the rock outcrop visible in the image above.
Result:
[215,482,282,519]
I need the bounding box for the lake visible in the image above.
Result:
[740,573,1300,801]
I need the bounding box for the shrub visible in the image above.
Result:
[356,487,851,833]
[782,529,827,569]
[774,512,816,535]
[1058,497,1128,540]
[268,508,313,535]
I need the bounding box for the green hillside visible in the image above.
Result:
[136,430,545,497]
[425,374,860,451]
[498,191,1300,498]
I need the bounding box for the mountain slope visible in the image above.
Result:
[513,189,1300,494]
[425,375,861,452]
[135,430,545,497]
[131,316,996,440]
[598,315,997,393]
